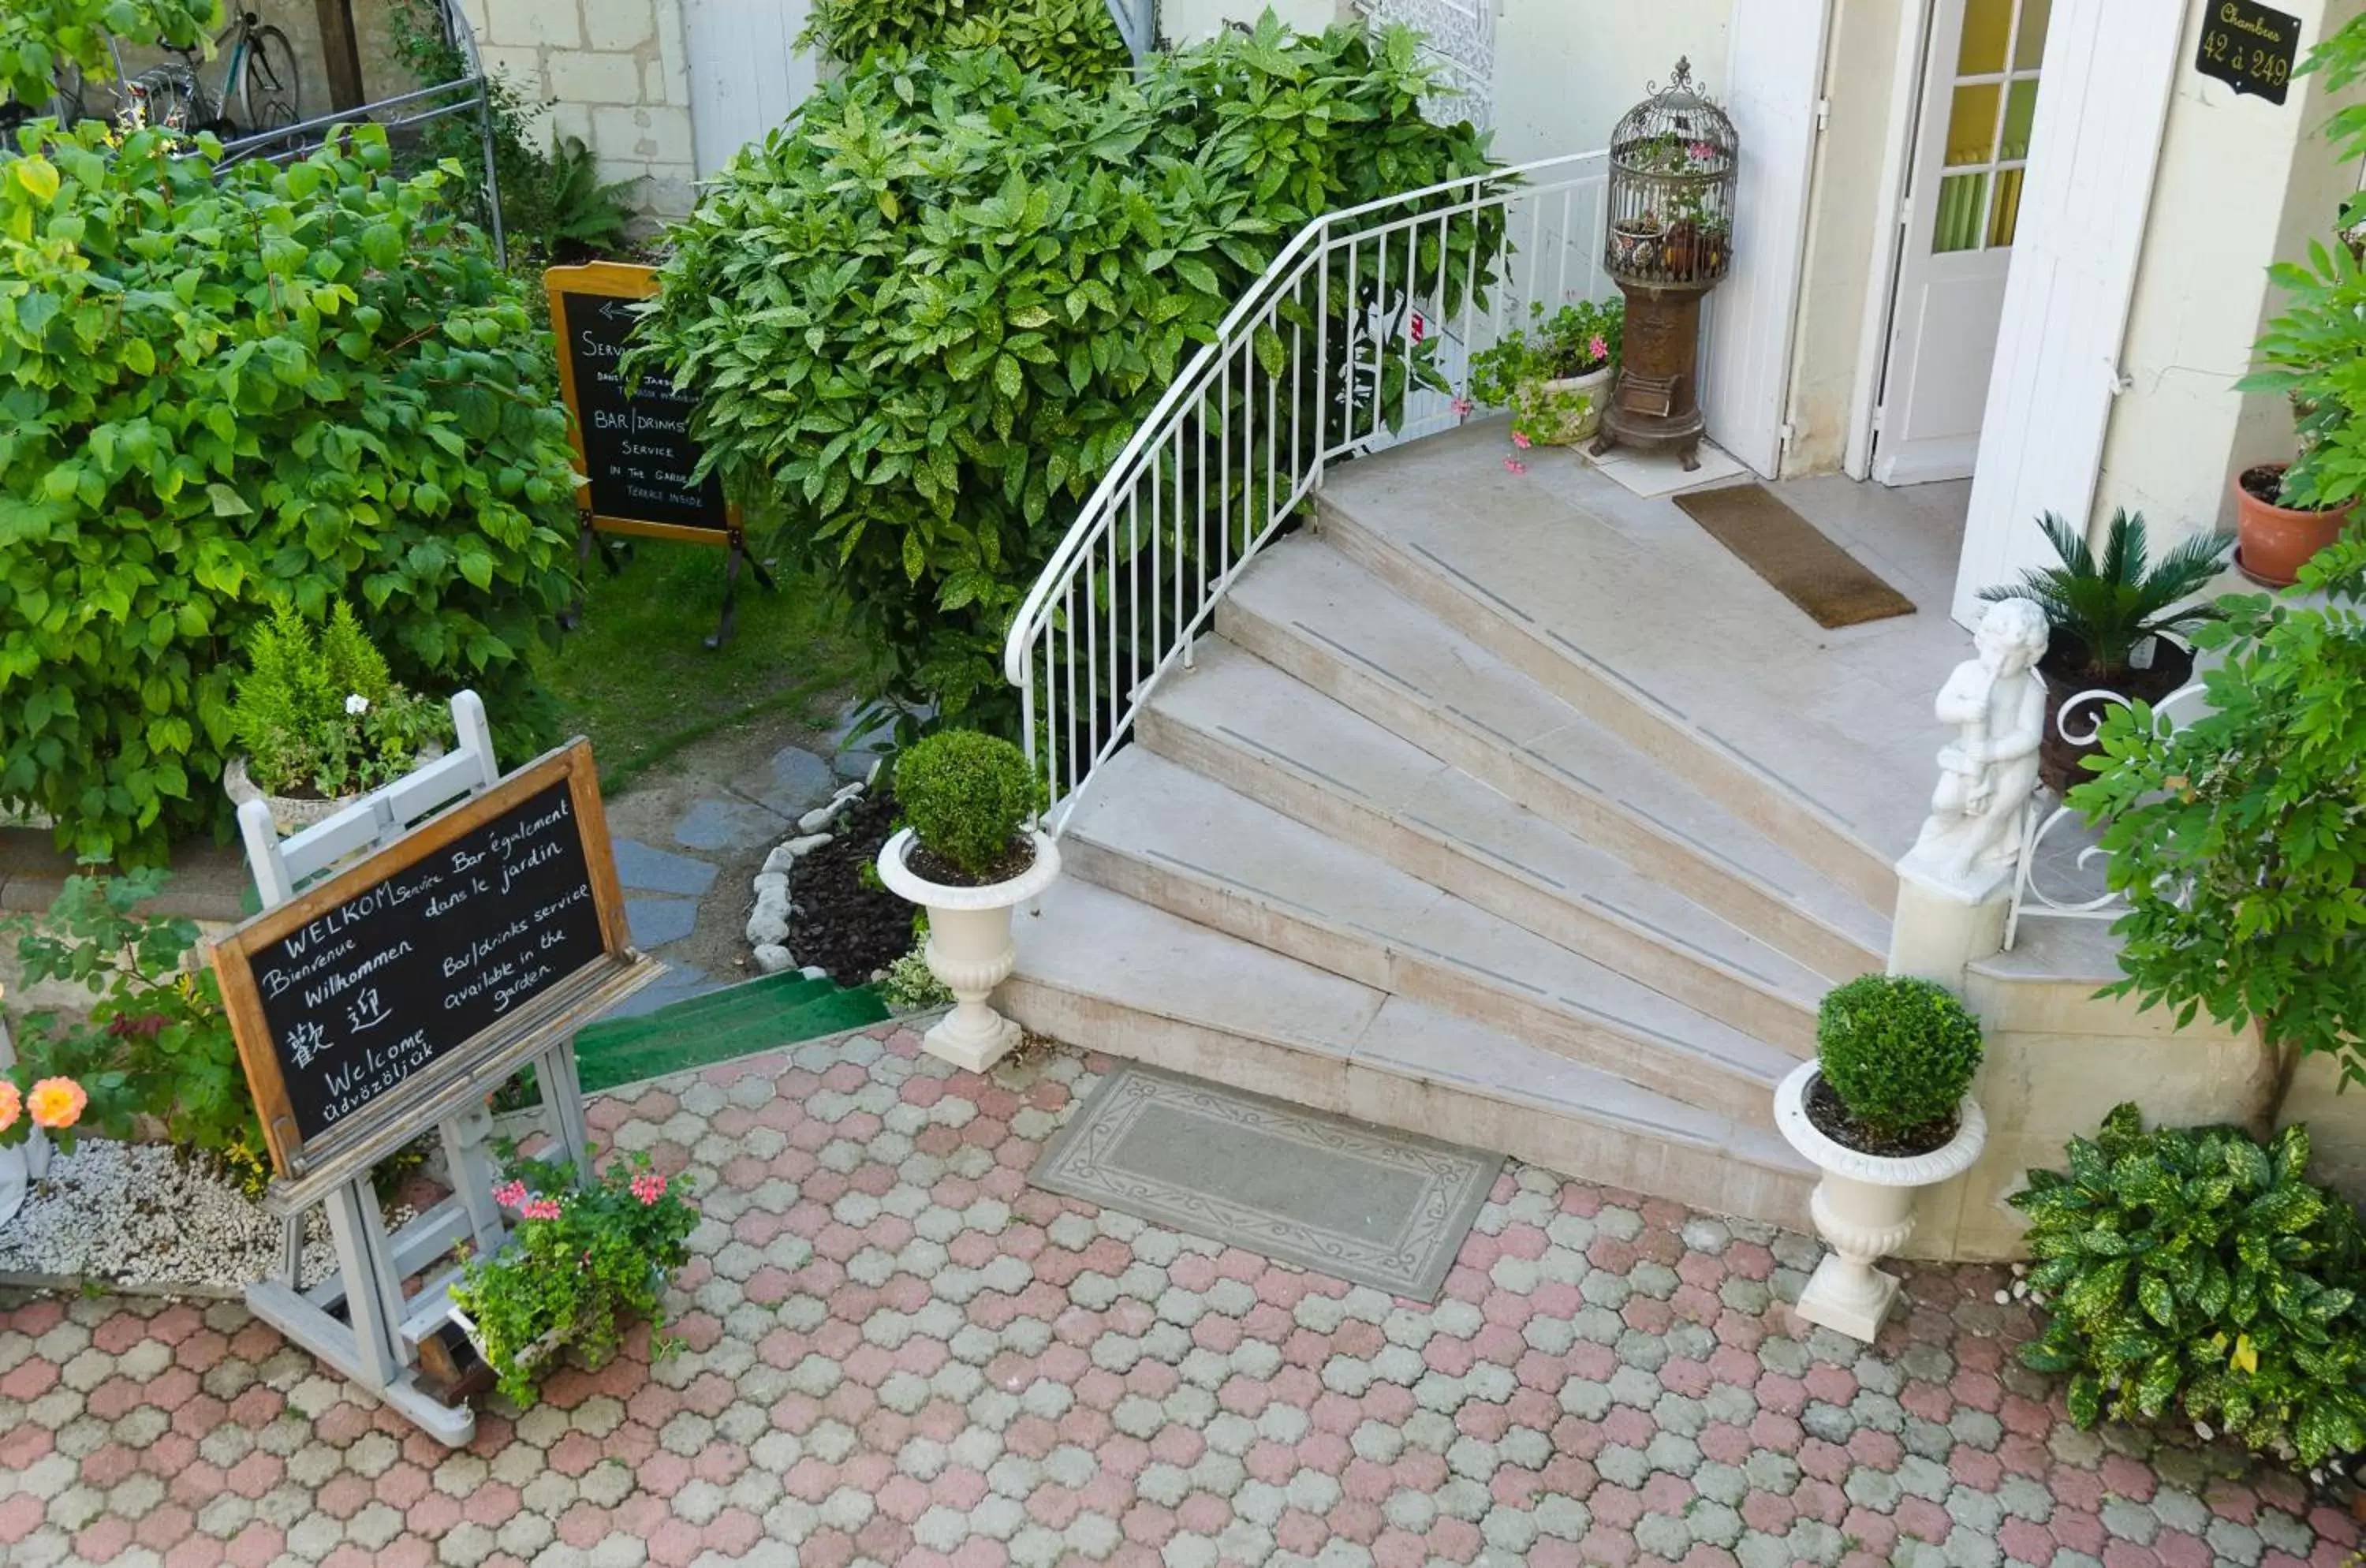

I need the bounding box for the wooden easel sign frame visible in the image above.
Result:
[545,260,775,647]
[211,741,634,1181]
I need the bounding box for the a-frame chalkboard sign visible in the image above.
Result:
[546,260,775,648]
[210,695,657,1445]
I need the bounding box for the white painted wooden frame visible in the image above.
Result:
[1845,0,1939,481]
[1705,0,1835,479]
[233,691,595,1447]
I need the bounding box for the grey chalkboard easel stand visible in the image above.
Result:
[235,692,596,1447]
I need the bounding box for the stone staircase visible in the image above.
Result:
[1002,454,1909,1232]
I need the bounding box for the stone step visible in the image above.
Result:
[1139,638,1823,1055]
[1315,486,1903,911]
[1059,749,1802,1127]
[999,879,1814,1231]
[1215,537,1889,982]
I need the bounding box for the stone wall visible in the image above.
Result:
[453,0,698,219]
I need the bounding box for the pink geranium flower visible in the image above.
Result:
[631,1170,668,1206]
[521,1198,562,1222]
[493,1179,528,1208]
[1503,458,1528,475]
[1511,431,1532,450]
[1588,334,1610,364]
[1450,397,1474,420]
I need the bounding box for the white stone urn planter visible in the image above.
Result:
[875,827,1061,1073]
[1773,1059,1987,1342]
[1516,363,1614,446]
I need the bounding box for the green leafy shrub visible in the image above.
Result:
[799,0,1131,91]
[2011,1103,2366,1471]
[0,121,581,864]
[2070,537,2366,1086]
[880,937,955,1011]
[229,602,455,797]
[2,0,215,109]
[1813,974,1984,1143]
[450,1148,698,1407]
[894,730,1043,881]
[630,21,1497,732]
[1,870,263,1183]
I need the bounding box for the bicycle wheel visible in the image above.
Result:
[126,65,200,135]
[239,24,300,133]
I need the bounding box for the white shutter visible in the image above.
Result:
[1701,0,1832,480]
[684,0,819,178]
[1948,0,2185,624]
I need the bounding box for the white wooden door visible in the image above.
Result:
[1872,0,2049,485]
[682,0,819,178]
[1949,0,2182,623]
[1702,0,1832,480]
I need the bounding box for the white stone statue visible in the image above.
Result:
[1900,597,2049,899]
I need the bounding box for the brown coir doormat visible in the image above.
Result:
[1671,483,1916,629]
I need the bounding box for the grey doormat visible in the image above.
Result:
[1031,1062,1504,1302]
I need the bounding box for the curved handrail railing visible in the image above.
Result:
[1004,149,1613,827]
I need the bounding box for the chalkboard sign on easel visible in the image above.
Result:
[546,260,775,647]
[213,740,633,1178]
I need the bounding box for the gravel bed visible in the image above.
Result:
[0,1140,406,1294]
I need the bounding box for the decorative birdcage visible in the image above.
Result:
[1593,59,1737,472]
[1603,58,1737,288]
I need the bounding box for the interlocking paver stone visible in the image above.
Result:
[1,1020,2357,1568]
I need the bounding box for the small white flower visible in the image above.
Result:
[345,693,370,716]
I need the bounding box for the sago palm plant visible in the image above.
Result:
[1979,509,2232,681]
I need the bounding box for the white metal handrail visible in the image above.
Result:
[2004,680,2210,948]
[1004,150,1613,827]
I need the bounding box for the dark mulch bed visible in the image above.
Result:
[788,786,916,984]
[1804,1071,1958,1159]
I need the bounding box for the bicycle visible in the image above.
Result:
[118,9,300,140]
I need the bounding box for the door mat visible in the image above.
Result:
[1671,483,1917,629]
[571,969,889,1093]
[1031,1062,1503,1302]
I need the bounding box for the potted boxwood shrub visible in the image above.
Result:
[1468,297,1624,450]
[1976,508,2230,792]
[875,730,1059,1071]
[223,602,452,831]
[1774,973,1987,1342]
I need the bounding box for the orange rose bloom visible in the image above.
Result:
[0,1081,18,1133]
[26,1077,87,1131]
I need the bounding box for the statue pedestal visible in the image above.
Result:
[1887,861,2012,991]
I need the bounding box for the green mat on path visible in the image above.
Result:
[572,969,890,1093]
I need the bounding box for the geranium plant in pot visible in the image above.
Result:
[1774,973,1987,1342]
[224,601,453,831]
[447,1148,698,1409]
[1976,508,2230,792]
[1468,297,1624,450]
[875,730,1058,1072]
[2070,536,2366,1131]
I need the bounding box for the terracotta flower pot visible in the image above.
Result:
[2233,463,2353,587]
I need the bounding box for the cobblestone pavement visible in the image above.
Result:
[1,1023,2357,1568]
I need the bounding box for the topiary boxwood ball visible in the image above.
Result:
[1815,974,1985,1144]
[893,730,1045,884]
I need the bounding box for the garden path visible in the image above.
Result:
[0,1021,2353,1568]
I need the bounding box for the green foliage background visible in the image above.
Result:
[0,122,580,864]
[2013,1104,2366,1469]
[631,19,1497,735]
[1,0,215,109]
[800,0,1133,91]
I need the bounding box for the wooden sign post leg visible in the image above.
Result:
[706,527,751,650]
[439,1106,508,1256]
[534,1038,594,1174]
